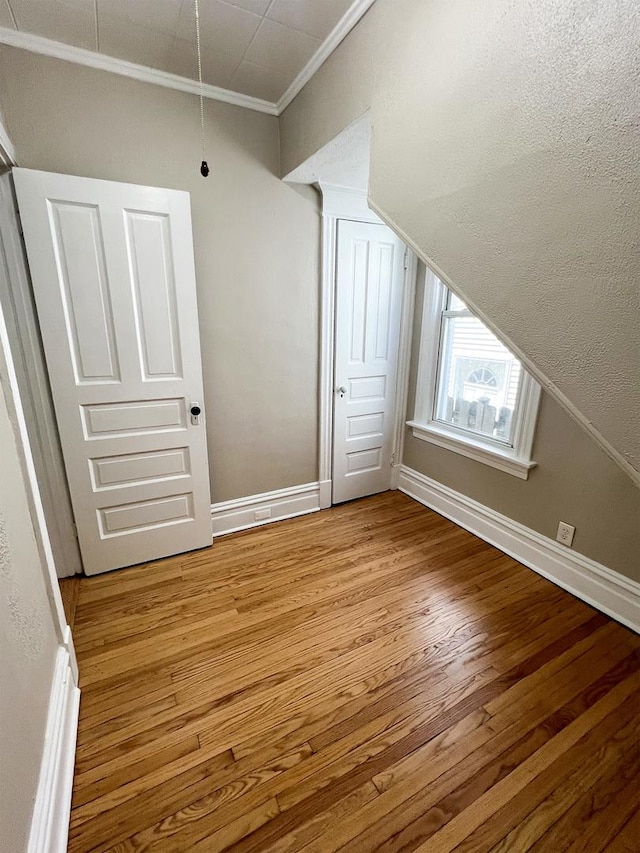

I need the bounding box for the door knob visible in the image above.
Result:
[190,403,202,425]
[336,386,347,398]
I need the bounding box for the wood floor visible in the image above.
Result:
[63,492,640,852]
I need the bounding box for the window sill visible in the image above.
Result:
[407,420,537,480]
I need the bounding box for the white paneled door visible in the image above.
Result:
[332,219,405,504]
[14,169,212,575]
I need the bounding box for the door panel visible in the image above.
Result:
[90,448,190,490]
[14,168,212,575]
[125,210,183,380]
[50,201,120,384]
[332,220,405,504]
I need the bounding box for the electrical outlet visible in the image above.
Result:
[254,508,272,521]
[556,521,575,547]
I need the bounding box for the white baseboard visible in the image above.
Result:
[28,645,80,853]
[211,481,321,537]
[63,623,78,686]
[398,465,640,634]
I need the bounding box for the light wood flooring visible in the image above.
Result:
[62,491,640,852]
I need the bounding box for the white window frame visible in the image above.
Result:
[408,268,541,479]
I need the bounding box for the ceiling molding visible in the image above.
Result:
[277,0,376,114]
[0,1,376,117]
[0,27,279,116]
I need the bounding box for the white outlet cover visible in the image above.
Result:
[556,521,576,547]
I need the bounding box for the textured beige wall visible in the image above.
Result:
[281,0,640,483]
[403,270,640,582]
[0,346,59,851]
[0,46,320,503]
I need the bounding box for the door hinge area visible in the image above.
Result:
[390,452,396,467]
[403,248,409,270]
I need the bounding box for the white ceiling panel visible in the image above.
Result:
[2,0,374,106]
[96,0,182,36]
[166,36,240,89]
[267,0,354,40]
[99,16,174,69]
[221,0,271,15]
[0,0,15,30]
[230,59,291,102]
[9,0,97,49]
[175,0,260,61]
[244,17,320,80]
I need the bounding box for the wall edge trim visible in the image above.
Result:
[211,481,321,536]
[28,645,80,853]
[398,465,640,634]
[0,0,375,119]
[0,27,278,115]
[277,0,376,114]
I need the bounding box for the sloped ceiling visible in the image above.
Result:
[368,0,639,483]
[280,0,640,485]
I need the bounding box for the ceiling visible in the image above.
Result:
[0,0,369,106]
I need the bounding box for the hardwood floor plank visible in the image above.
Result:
[601,811,640,852]
[89,745,312,853]
[59,575,81,630]
[412,679,640,853]
[520,735,640,852]
[77,589,525,772]
[65,492,639,853]
[71,735,201,809]
[563,774,640,853]
[207,656,640,853]
[281,660,639,853]
[68,748,237,851]
[262,782,380,853]
[71,735,313,839]
[76,694,179,750]
[372,640,637,798]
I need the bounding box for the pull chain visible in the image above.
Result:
[194,0,209,177]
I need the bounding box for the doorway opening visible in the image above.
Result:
[284,115,417,508]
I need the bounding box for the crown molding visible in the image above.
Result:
[0,0,375,118]
[277,0,376,114]
[0,27,278,116]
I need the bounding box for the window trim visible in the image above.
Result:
[409,269,541,480]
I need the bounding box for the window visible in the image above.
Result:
[408,269,541,479]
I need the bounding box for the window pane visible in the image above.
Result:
[447,291,467,311]
[435,311,522,445]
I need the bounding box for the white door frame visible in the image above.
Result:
[317,183,417,509]
[0,125,82,579]
[0,117,16,171]
[0,122,77,673]
[0,174,83,578]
